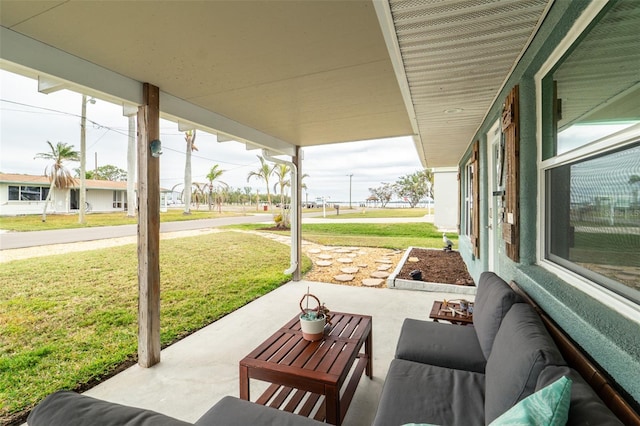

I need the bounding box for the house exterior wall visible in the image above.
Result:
[458,0,640,405]
[433,167,458,231]
[0,178,128,215]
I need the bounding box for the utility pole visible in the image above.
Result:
[347,173,353,209]
[79,96,88,223]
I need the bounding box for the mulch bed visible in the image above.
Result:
[396,248,475,286]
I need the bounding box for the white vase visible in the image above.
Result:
[299,314,326,341]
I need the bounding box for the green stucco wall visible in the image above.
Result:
[459,0,640,406]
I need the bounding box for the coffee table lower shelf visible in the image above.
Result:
[254,354,369,422]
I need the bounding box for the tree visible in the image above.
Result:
[369,182,394,208]
[394,169,433,208]
[75,164,127,181]
[247,155,274,207]
[34,141,80,222]
[183,130,198,214]
[206,164,227,212]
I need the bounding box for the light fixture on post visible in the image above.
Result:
[150,139,163,157]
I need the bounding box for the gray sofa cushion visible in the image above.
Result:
[196,396,324,425]
[536,365,624,426]
[27,391,193,426]
[372,359,485,426]
[485,303,566,424]
[473,272,521,359]
[395,318,486,373]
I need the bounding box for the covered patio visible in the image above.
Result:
[80,280,450,425]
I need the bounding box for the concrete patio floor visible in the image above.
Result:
[79,280,469,425]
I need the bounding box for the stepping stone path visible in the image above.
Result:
[408,257,419,263]
[340,267,359,274]
[317,254,333,260]
[362,278,384,287]
[337,257,353,264]
[377,264,392,271]
[334,248,352,253]
[375,258,393,264]
[334,274,354,282]
[370,271,390,278]
[316,260,333,267]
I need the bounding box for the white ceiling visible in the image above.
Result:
[0,0,553,167]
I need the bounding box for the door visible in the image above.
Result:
[486,121,502,272]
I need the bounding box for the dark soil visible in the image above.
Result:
[397,248,475,286]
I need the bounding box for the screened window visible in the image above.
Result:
[542,0,640,304]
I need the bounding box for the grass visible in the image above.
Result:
[0,209,246,232]
[323,207,432,219]
[0,232,312,422]
[229,222,456,250]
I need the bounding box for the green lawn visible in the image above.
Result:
[0,210,247,232]
[323,207,432,219]
[0,232,312,423]
[229,222,456,250]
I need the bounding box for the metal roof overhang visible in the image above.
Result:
[0,0,553,167]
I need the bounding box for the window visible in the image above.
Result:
[113,190,124,208]
[8,185,49,201]
[541,0,640,305]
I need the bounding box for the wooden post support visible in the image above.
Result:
[137,83,161,368]
[293,146,302,281]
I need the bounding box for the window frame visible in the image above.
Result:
[535,0,640,321]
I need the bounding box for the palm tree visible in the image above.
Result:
[34,141,80,222]
[247,155,274,208]
[183,130,198,214]
[206,164,228,212]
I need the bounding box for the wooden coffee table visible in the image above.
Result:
[239,312,372,425]
[429,300,473,325]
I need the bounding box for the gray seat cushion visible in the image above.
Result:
[372,359,485,426]
[27,391,193,426]
[473,272,522,359]
[485,303,566,424]
[395,318,486,373]
[195,396,324,425]
[536,365,624,426]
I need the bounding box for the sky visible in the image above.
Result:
[0,69,424,204]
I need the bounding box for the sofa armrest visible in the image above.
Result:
[395,318,486,373]
[27,391,193,426]
[195,396,325,426]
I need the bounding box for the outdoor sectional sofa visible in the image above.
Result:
[27,392,324,426]
[372,272,627,425]
[27,271,636,425]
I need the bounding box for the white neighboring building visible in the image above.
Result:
[0,173,129,216]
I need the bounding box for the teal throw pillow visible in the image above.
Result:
[490,375,572,426]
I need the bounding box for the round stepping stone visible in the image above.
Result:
[362,278,384,287]
[307,248,322,254]
[357,264,368,268]
[377,264,392,271]
[317,254,333,260]
[370,271,390,278]
[340,266,359,274]
[408,257,419,263]
[334,274,354,282]
[316,260,333,267]
[347,253,358,258]
[337,257,353,264]
[375,258,393,264]
[358,251,368,255]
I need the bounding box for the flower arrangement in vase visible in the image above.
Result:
[299,289,331,342]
